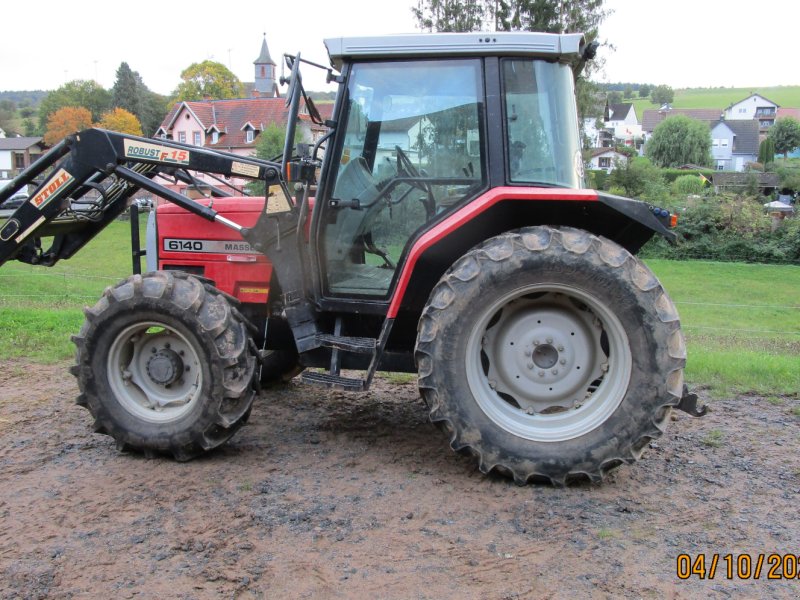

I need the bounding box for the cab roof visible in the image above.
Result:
[324,32,585,70]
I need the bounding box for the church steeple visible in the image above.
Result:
[254,34,278,98]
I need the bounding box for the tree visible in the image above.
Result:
[758,137,775,165]
[98,107,143,136]
[645,115,711,168]
[413,0,485,31]
[111,62,168,136]
[0,100,15,133]
[38,80,111,130]
[638,83,650,98]
[768,117,800,160]
[44,106,94,145]
[623,85,633,99]
[411,0,610,120]
[607,90,622,104]
[246,123,301,196]
[650,84,674,106]
[608,156,664,197]
[172,61,243,102]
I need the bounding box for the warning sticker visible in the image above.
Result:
[30,168,73,210]
[231,161,260,177]
[124,139,190,165]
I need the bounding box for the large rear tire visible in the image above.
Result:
[71,271,257,461]
[415,227,685,485]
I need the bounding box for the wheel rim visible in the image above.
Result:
[465,284,632,442]
[107,321,203,424]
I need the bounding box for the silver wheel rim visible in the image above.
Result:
[107,321,203,424]
[466,284,632,442]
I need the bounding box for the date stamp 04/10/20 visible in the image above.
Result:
[677,554,800,580]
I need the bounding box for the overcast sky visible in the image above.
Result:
[1,0,796,96]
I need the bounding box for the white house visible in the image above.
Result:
[723,93,778,133]
[587,148,628,173]
[605,103,641,145]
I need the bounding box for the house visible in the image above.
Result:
[723,93,779,133]
[0,137,46,181]
[711,171,779,194]
[709,119,759,172]
[604,103,641,146]
[587,147,628,173]
[154,36,332,196]
[641,107,723,141]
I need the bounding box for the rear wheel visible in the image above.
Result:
[71,271,257,460]
[415,227,685,484]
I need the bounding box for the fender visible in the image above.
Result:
[387,186,676,318]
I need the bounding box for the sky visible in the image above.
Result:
[1,0,797,96]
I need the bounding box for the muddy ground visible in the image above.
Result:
[0,359,798,599]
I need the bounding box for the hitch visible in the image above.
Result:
[676,384,708,417]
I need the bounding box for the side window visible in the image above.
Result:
[502,59,582,188]
[323,59,485,297]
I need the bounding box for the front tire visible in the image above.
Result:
[415,227,685,485]
[71,271,257,461]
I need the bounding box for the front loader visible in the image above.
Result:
[0,32,704,484]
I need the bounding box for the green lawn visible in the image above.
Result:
[1,222,797,398]
[629,85,800,118]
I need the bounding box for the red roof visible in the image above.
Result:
[158,97,333,149]
[777,107,800,121]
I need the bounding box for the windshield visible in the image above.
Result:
[503,59,583,188]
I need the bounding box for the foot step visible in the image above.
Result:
[315,334,376,354]
[301,371,365,391]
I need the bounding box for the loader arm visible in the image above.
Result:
[0,128,288,267]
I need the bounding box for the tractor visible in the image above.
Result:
[0,32,704,484]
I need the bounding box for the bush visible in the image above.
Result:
[639,195,800,264]
[660,168,716,183]
[672,174,706,196]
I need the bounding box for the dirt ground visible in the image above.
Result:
[1,359,799,599]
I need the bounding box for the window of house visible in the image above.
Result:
[598,157,611,168]
[246,129,254,143]
[193,131,201,146]
[211,131,219,144]
[14,154,25,169]
[720,139,729,147]
[712,139,720,147]
[178,131,186,143]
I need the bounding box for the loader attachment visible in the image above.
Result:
[0,128,288,268]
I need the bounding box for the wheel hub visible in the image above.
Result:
[484,296,603,411]
[146,348,184,386]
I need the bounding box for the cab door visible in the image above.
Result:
[316,58,488,300]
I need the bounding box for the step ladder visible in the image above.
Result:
[300,317,392,391]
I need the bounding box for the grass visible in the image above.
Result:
[0,220,798,398]
[646,260,800,397]
[628,85,800,119]
[0,220,145,361]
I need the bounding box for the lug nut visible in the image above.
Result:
[527,363,534,370]
[560,359,567,365]
[546,338,553,344]
[533,339,540,346]
[524,349,532,357]
[552,369,558,375]
[558,346,564,352]
[538,371,545,377]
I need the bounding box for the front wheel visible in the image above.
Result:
[415,227,686,485]
[71,271,257,460]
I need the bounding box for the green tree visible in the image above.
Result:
[172,61,243,102]
[638,83,650,98]
[413,0,485,31]
[607,90,622,104]
[645,115,711,168]
[608,156,664,197]
[650,84,674,106]
[623,85,633,99]
[412,0,610,120]
[0,99,15,133]
[758,137,775,165]
[111,62,168,136]
[38,80,111,130]
[245,123,301,195]
[768,117,800,160]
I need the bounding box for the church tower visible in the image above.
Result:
[253,34,278,98]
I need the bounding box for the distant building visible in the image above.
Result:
[587,147,628,173]
[709,118,759,171]
[0,137,46,181]
[723,93,778,133]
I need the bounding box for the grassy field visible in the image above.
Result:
[629,85,800,118]
[0,222,798,398]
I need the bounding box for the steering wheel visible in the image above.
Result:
[395,146,435,217]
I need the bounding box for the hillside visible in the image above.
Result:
[622,85,800,117]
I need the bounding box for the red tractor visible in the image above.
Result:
[0,32,703,484]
